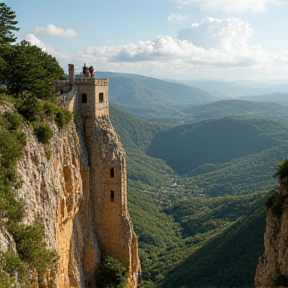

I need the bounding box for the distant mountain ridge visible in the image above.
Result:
[174,79,288,98]
[183,99,288,121]
[96,71,216,121]
[239,92,288,105]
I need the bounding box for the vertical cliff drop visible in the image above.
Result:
[73,67,140,287]
[13,64,141,287]
[255,175,288,288]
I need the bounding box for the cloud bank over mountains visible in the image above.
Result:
[25,17,288,79]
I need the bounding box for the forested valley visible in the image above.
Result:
[1,3,288,287]
[109,97,288,287]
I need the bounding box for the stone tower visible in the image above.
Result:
[75,77,109,118]
[72,66,140,287]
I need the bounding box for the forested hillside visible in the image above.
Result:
[183,99,288,121]
[148,117,288,176]
[109,105,283,287]
[97,72,215,122]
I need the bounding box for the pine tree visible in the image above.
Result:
[0,3,19,44]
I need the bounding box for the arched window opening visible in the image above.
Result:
[82,93,87,103]
[111,190,115,202]
[110,168,115,178]
[99,92,104,103]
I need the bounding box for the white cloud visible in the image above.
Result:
[25,34,69,64]
[167,13,189,22]
[33,24,77,38]
[25,34,47,51]
[71,17,288,79]
[24,18,288,80]
[178,18,253,51]
[172,0,286,13]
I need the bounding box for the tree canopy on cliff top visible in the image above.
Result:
[0,2,66,101]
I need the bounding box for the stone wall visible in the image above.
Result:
[75,78,109,117]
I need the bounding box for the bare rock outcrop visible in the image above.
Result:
[255,180,288,288]
[15,119,100,287]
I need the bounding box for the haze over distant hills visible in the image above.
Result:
[96,71,216,122]
[183,100,288,121]
[174,79,288,99]
[97,72,288,123]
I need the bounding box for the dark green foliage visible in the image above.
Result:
[1,252,25,276]
[163,206,266,288]
[0,93,14,103]
[275,158,288,180]
[0,124,26,185]
[1,111,23,130]
[15,96,42,122]
[34,123,53,144]
[1,40,66,100]
[272,274,288,287]
[265,192,287,217]
[0,3,19,44]
[0,109,26,188]
[141,280,156,288]
[7,223,58,280]
[55,106,73,128]
[43,101,56,117]
[109,106,287,287]
[15,95,72,129]
[110,103,171,152]
[127,187,181,281]
[165,191,267,238]
[96,255,127,288]
[148,117,280,175]
[110,104,173,188]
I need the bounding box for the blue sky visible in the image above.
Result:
[5,0,288,80]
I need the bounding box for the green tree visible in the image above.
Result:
[0,3,19,89]
[275,158,288,181]
[0,3,19,44]
[1,41,66,100]
[96,255,127,288]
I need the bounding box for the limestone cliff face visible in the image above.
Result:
[255,180,288,288]
[16,117,100,288]
[0,83,140,287]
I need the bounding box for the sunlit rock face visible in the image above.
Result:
[255,179,288,288]
[1,79,140,287]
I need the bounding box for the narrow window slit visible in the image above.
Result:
[82,93,87,103]
[99,92,104,102]
[110,168,115,178]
